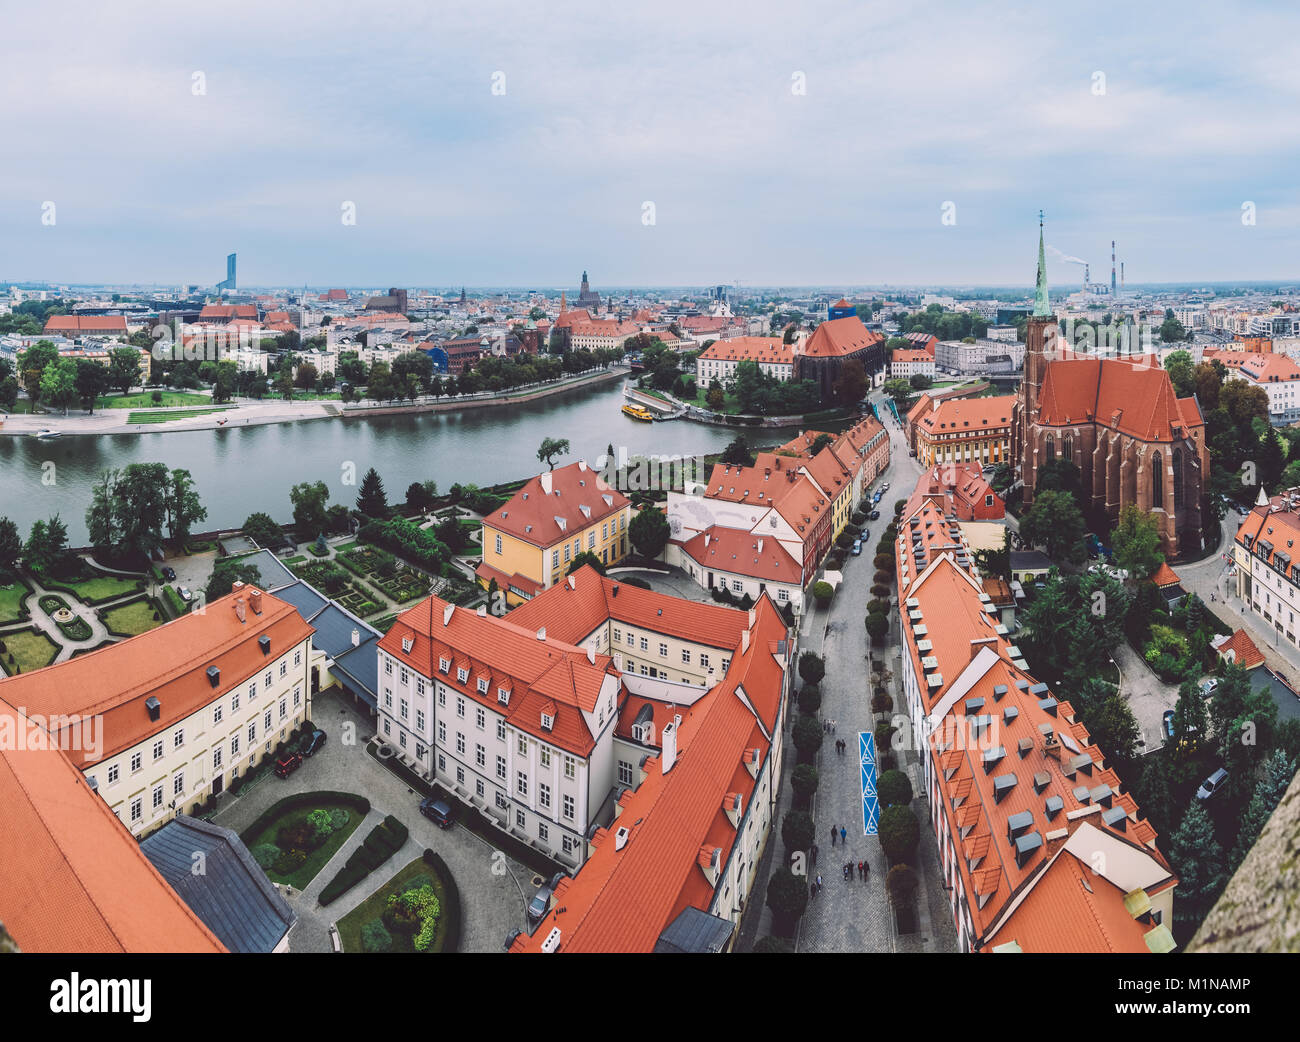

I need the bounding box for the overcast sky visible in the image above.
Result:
[3,0,1298,289]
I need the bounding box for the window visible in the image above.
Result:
[778,588,789,602]
[213,705,223,725]
[517,771,528,797]
[153,785,164,810]
[477,677,488,694]
[438,688,446,707]
[264,710,272,731]
[417,678,426,697]
[476,744,486,767]
[456,765,464,785]
[417,744,425,760]
[563,794,575,821]
[231,690,240,713]
[231,734,240,756]
[563,835,574,855]
[659,642,668,657]
[400,699,409,721]
[416,709,425,731]
[385,658,393,675]
[538,822,549,842]
[173,772,184,796]
[517,809,527,828]
[564,544,571,563]
[384,692,393,709]
[131,799,142,823]
[249,682,257,702]
[588,532,596,549]
[383,719,391,735]
[438,754,446,772]
[294,649,302,667]
[732,579,743,593]
[497,720,506,741]
[152,739,164,761]
[130,751,142,773]
[721,658,730,672]
[498,687,510,705]
[439,657,450,674]
[400,732,407,749]
[457,667,469,684]
[280,661,287,678]
[248,721,256,744]
[438,721,446,743]
[496,533,503,554]
[264,671,272,687]
[625,631,633,646]
[681,649,691,664]
[456,733,465,755]
[602,522,608,539]
[457,697,465,718]
[540,747,551,769]
[495,792,509,811]
[476,706,485,729]
[564,755,575,779]
[496,755,507,780]
[174,729,184,749]
[552,550,559,569]
[279,699,287,720]
[518,736,528,757]
[539,782,551,809]
[400,668,409,686]
[639,637,648,651]
[476,779,485,797]
[613,627,621,642]
[213,747,223,770]
[619,760,633,786]
[293,688,301,708]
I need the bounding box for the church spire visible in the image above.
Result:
[1033,210,1051,318]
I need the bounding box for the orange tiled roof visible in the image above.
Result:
[42,315,128,334]
[1239,352,1300,383]
[0,587,314,769]
[697,336,792,365]
[483,461,630,549]
[0,698,225,953]
[679,525,803,586]
[915,394,1017,436]
[1037,356,1203,442]
[1150,561,1180,587]
[800,316,883,358]
[1213,629,1265,671]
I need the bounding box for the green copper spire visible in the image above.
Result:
[1033,210,1051,318]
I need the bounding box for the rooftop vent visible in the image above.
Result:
[1090,784,1113,807]
[145,696,161,722]
[965,697,985,713]
[1007,810,1033,840]
[205,666,221,688]
[992,773,1017,803]
[615,826,630,851]
[982,746,1006,773]
[1073,785,1091,804]
[1038,696,1059,716]
[1069,753,1094,777]
[1032,771,1051,794]
[1045,795,1064,820]
[1102,805,1128,831]
[541,928,562,954]
[992,684,1008,701]
[1003,705,1019,724]
[1017,737,1034,759]
[258,634,271,656]
[1014,832,1043,867]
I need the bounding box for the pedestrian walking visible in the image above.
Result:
[858,860,864,879]
[811,843,819,868]
[816,873,823,892]
[811,883,817,901]
[863,860,870,880]
[830,825,837,847]
[840,825,847,845]
[832,719,837,734]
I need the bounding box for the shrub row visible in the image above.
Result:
[319,814,410,906]
[422,848,462,953]
[360,517,451,574]
[239,791,372,848]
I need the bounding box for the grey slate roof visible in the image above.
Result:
[272,578,382,709]
[226,549,298,592]
[652,906,734,953]
[140,815,296,953]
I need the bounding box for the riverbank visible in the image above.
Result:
[0,366,630,438]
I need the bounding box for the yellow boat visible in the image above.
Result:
[622,403,654,422]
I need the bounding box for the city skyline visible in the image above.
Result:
[4,1,1300,287]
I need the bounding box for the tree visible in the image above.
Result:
[290,481,331,538]
[879,805,920,864]
[39,357,78,415]
[908,373,933,391]
[809,433,834,456]
[792,714,823,761]
[1160,317,1188,343]
[1080,691,1141,774]
[877,769,913,807]
[706,386,725,411]
[165,468,207,545]
[211,361,238,404]
[567,550,606,576]
[205,559,264,603]
[765,868,808,932]
[1034,457,1085,506]
[798,651,826,686]
[719,435,754,467]
[242,512,286,549]
[0,376,18,411]
[1019,489,1087,564]
[405,481,436,513]
[18,341,59,403]
[882,377,916,412]
[107,347,142,395]
[832,359,868,405]
[1168,800,1226,936]
[74,358,108,413]
[1229,749,1296,871]
[356,467,389,518]
[865,612,889,643]
[536,436,570,471]
[791,764,819,806]
[24,520,50,574]
[0,518,20,572]
[1171,680,1208,750]
[1164,350,1196,398]
[1209,663,1279,805]
[294,362,318,390]
[781,810,815,854]
[886,864,920,910]
[628,506,670,559]
[1108,504,1164,582]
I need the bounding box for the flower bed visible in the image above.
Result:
[336,854,457,953]
[239,791,371,891]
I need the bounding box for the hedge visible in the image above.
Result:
[359,516,451,574]
[100,593,167,638]
[239,791,372,849]
[422,848,462,953]
[319,814,410,906]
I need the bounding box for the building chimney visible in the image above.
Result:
[443,603,455,626]
[248,589,262,614]
[536,627,547,641]
[540,472,553,495]
[577,459,587,472]
[757,538,763,553]
[567,574,576,590]
[234,598,246,623]
[351,627,360,648]
[661,720,678,773]
[232,581,245,593]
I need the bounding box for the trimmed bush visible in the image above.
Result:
[871,584,890,599]
[873,554,895,571]
[835,532,855,550]
[878,769,914,807]
[812,581,834,608]
[798,651,826,686]
[893,499,906,516]
[865,612,889,644]
[879,750,898,772]
[251,843,280,871]
[867,598,890,615]
[874,719,896,752]
[792,714,823,764]
[879,805,920,864]
[886,863,920,909]
[421,848,462,952]
[791,763,819,807]
[799,683,822,716]
[318,815,409,906]
[361,920,394,953]
[766,868,808,936]
[871,691,893,713]
[873,570,891,586]
[781,810,815,854]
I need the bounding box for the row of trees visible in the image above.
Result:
[86,465,207,559]
[3,343,146,414]
[0,514,74,578]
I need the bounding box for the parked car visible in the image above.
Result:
[908,449,916,458]
[527,882,554,926]
[273,753,303,779]
[161,565,177,581]
[852,540,862,556]
[1199,678,1219,699]
[1162,710,1176,741]
[302,728,327,757]
[1196,767,1229,801]
[880,482,890,492]
[869,509,880,520]
[418,796,454,829]
[503,930,522,951]
[177,585,193,602]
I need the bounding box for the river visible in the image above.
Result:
[0,380,803,544]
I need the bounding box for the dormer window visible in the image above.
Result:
[401,636,413,654]
[477,677,488,694]
[439,657,450,674]
[457,667,469,684]
[498,687,510,705]
[541,712,554,731]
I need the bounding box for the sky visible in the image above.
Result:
[3,0,1300,289]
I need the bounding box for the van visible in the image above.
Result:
[1196,767,1228,801]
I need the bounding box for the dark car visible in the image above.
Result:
[302,729,327,757]
[527,883,554,925]
[419,797,454,829]
[161,565,176,581]
[869,509,880,520]
[273,753,303,778]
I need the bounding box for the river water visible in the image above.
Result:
[0,380,803,544]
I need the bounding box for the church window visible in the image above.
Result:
[1152,452,1164,506]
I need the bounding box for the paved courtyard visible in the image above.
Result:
[211,685,531,952]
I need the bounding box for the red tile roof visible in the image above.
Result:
[800,316,883,358]
[1238,352,1300,384]
[915,394,1017,436]
[1150,561,1180,587]
[42,315,129,334]
[680,525,803,586]
[1212,629,1264,671]
[0,698,225,952]
[483,461,630,549]
[697,337,792,365]
[1037,356,1204,442]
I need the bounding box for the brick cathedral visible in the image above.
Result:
[1010,220,1208,558]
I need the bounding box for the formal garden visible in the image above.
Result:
[239,790,372,891]
[101,594,166,638]
[0,627,60,676]
[336,848,461,953]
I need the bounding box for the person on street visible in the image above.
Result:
[840,825,847,845]
[830,825,837,847]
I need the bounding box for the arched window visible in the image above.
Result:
[1063,434,1073,461]
[1173,448,1184,508]
[1045,434,1055,461]
[1152,451,1164,506]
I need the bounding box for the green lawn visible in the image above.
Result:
[0,628,60,675]
[0,575,31,624]
[127,407,229,424]
[42,571,143,603]
[336,857,451,953]
[102,597,163,637]
[98,391,212,409]
[241,799,367,891]
[333,541,359,553]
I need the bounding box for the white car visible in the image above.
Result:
[178,585,193,603]
[1199,678,1219,698]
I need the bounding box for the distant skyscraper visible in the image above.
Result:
[1111,240,1116,297]
[217,252,236,293]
